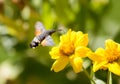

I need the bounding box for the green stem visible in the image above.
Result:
[83,67,96,84]
[90,66,94,79]
[107,71,112,84]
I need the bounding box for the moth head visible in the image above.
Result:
[30,41,39,49]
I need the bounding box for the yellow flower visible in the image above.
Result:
[49,29,90,73]
[87,39,120,76]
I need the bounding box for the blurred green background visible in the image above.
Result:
[0,0,120,84]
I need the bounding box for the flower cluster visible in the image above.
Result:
[49,29,120,76]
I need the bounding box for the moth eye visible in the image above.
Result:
[30,43,34,48]
[30,42,39,48]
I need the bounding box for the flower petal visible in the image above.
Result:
[108,62,120,76]
[75,32,88,47]
[105,39,118,51]
[51,56,69,72]
[93,61,107,72]
[60,29,71,42]
[117,44,120,51]
[70,30,76,43]
[75,46,90,58]
[49,47,62,59]
[69,55,83,73]
[87,48,105,62]
[59,29,75,55]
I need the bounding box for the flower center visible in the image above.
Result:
[106,51,120,63]
[60,44,75,56]
[60,49,74,56]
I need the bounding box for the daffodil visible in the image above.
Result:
[87,39,120,76]
[49,29,90,73]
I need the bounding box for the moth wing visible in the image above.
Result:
[41,36,54,46]
[35,21,46,36]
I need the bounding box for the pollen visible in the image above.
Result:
[106,51,120,63]
[60,46,75,56]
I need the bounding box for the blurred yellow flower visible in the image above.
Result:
[49,29,90,73]
[87,39,120,76]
